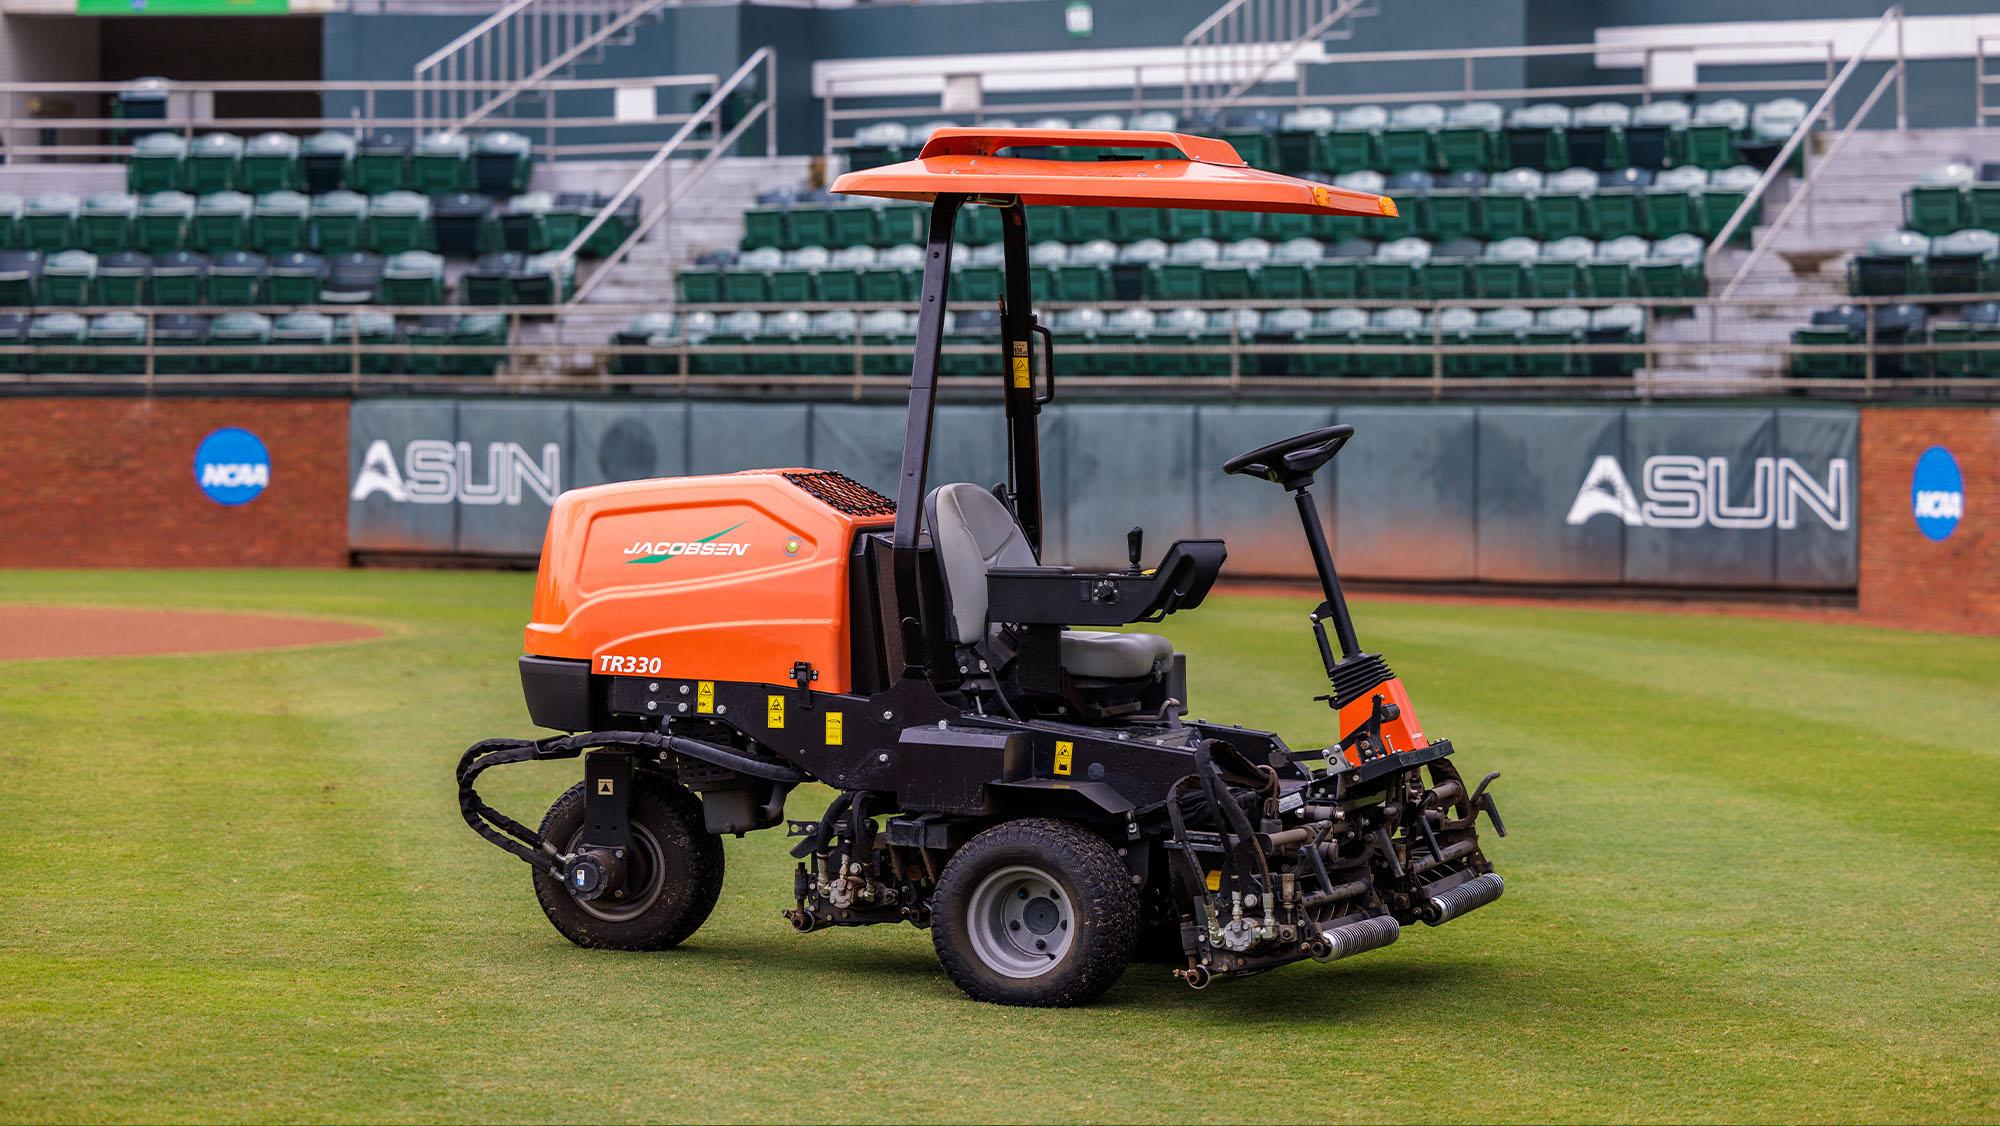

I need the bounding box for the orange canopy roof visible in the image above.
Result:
[830,127,1397,218]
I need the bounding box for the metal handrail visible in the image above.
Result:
[414,0,683,136]
[1184,0,1375,119]
[1705,4,1907,288]
[558,47,776,307]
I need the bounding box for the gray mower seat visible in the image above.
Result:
[926,482,1172,681]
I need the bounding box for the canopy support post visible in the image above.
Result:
[892,192,965,682]
[998,201,1045,556]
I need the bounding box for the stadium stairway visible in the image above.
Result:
[1648,127,1979,390]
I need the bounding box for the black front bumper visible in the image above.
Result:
[520,655,592,731]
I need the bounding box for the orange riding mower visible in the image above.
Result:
[456,129,1506,1006]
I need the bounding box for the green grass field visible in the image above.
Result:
[2,569,1997,1124]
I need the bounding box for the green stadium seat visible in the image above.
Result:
[473,131,532,197]
[1635,234,1708,307]
[0,250,41,305]
[819,198,874,250]
[1431,305,1478,377]
[432,192,493,258]
[1161,207,1214,242]
[1109,238,1165,299]
[1587,235,1647,298]
[0,194,20,249]
[137,190,194,255]
[844,122,909,173]
[1364,237,1429,300]
[302,131,356,194]
[1311,238,1371,299]
[1381,103,1445,173]
[186,133,244,193]
[739,202,789,251]
[675,251,726,304]
[770,245,828,303]
[1360,306,1427,376]
[354,132,412,195]
[1085,307,1148,379]
[1529,236,1592,299]
[1699,165,1762,244]
[128,132,187,194]
[1564,102,1630,171]
[191,191,252,253]
[1197,236,1263,300]
[1422,170,1485,241]
[23,193,79,252]
[1320,105,1384,173]
[413,132,471,195]
[1438,102,1503,173]
[1242,307,1305,378]
[1468,306,1531,377]
[207,250,267,306]
[580,196,638,258]
[952,243,1004,304]
[509,252,573,305]
[250,191,311,254]
[956,203,1003,246]
[266,250,326,305]
[1025,239,1065,301]
[311,190,369,254]
[938,307,995,378]
[1376,171,1429,241]
[1586,304,1647,377]
[1475,236,1537,299]
[1534,167,1597,240]
[148,250,207,306]
[1928,300,2000,378]
[241,132,302,194]
[1925,227,1998,296]
[544,192,589,252]
[1260,237,1322,300]
[500,192,553,253]
[368,191,434,254]
[1304,306,1366,377]
[1684,100,1746,170]
[95,250,150,305]
[379,249,444,306]
[787,201,835,252]
[1063,207,1118,244]
[1146,307,1206,378]
[1504,103,1569,171]
[718,246,777,303]
[449,313,511,376]
[861,243,921,302]
[1319,170,1384,241]
[1744,98,1808,173]
[1263,197,1333,243]
[460,250,520,306]
[1904,162,1973,237]
[1420,238,1479,300]
[793,309,856,377]
[40,250,97,305]
[1151,237,1217,302]
[861,309,914,376]
[1527,306,1589,376]
[874,203,926,249]
[1644,165,1705,238]
[1789,305,1864,379]
[817,244,873,303]
[755,310,811,376]
[80,192,137,254]
[1275,107,1336,174]
[1847,230,1929,297]
[1587,167,1650,240]
[149,313,208,375]
[1055,238,1116,301]
[201,312,270,374]
[1965,171,2000,232]
[1208,206,1263,244]
[271,311,340,374]
[1190,308,1249,378]
[1215,111,1275,171]
[29,312,88,374]
[1624,101,1687,170]
[1480,168,1540,241]
[401,314,454,375]
[611,311,678,377]
[1050,307,1105,376]
[341,310,399,375]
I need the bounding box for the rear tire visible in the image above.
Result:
[532,777,724,951]
[931,818,1139,1006]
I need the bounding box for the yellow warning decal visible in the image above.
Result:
[1011,356,1032,388]
[697,680,715,714]
[826,712,844,746]
[766,694,785,729]
[1205,869,1222,892]
[1053,739,1073,776]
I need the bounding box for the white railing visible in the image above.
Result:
[1710,5,1908,300]
[414,0,682,136]
[1182,0,1377,121]
[559,48,777,308]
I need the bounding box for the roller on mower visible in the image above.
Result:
[457,127,1506,1006]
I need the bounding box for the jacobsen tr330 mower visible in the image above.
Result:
[458,128,1506,1006]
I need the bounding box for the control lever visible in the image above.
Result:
[1127,526,1145,572]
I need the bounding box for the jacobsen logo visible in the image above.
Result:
[350,439,560,505]
[1911,446,1964,541]
[194,427,270,506]
[1566,455,1850,530]
[625,522,748,564]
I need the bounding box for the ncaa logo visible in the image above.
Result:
[194,427,270,506]
[1910,446,1964,542]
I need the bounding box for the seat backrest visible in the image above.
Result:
[925,483,1037,645]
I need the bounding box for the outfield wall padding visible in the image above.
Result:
[347,399,1861,591]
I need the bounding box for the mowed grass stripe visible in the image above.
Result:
[0,571,1996,1123]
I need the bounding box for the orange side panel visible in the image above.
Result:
[1334,676,1428,768]
[524,470,893,693]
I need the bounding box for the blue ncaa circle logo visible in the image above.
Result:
[1910,446,1963,542]
[194,427,271,506]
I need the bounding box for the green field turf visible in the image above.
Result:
[2,569,1997,1124]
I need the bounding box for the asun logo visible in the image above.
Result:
[1911,446,1964,542]
[1566,455,1849,530]
[194,427,270,506]
[350,439,561,505]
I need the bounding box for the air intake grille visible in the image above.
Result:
[783,470,896,517]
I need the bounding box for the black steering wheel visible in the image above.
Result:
[1222,424,1355,488]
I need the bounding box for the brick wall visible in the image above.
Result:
[0,397,350,568]
[1859,406,2000,635]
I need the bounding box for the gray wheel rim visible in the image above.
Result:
[563,821,666,923]
[965,863,1074,978]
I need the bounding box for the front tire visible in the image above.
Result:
[532,777,724,951]
[931,818,1139,1006]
